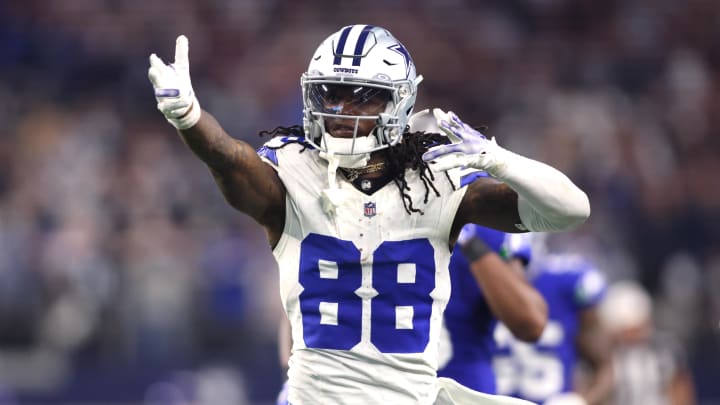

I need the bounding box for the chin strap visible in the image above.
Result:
[319,131,374,168]
[319,150,370,169]
[320,154,351,215]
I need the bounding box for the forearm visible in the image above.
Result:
[495,152,590,232]
[469,254,547,341]
[178,108,249,171]
[177,108,285,232]
[580,363,614,405]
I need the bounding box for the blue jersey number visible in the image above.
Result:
[494,321,566,401]
[298,234,435,353]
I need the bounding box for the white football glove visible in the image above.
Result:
[422,110,590,233]
[544,392,588,405]
[421,109,510,176]
[148,35,201,130]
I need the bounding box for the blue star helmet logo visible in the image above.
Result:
[388,43,413,78]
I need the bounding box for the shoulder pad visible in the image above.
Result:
[257,144,279,165]
[257,136,315,166]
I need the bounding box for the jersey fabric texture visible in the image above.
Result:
[259,136,467,404]
[494,254,607,404]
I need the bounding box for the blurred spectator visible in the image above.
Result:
[599,281,696,405]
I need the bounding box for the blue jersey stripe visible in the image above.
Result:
[333,26,353,65]
[256,145,278,165]
[460,171,490,187]
[352,25,375,66]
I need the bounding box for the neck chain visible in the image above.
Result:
[339,162,387,182]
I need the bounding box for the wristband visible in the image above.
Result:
[167,98,201,130]
[460,237,492,262]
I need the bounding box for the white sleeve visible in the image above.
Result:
[495,149,590,232]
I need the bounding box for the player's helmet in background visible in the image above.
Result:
[599,281,652,335]
[301,25,423,162]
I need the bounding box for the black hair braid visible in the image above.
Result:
[385,130,455,214]
[259,127,456,215]
[258,125,304,138]
[258,125,312,152]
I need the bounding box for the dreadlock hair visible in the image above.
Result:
[384,129,455,214]
[258,125,307,147]
[258,125,456,215]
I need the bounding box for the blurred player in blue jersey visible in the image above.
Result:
[493,234,614,405]
[438,171,548,394]
[149,24,590,404]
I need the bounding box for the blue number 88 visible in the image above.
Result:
[298,234,436,353]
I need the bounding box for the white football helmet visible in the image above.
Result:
[301,25,423,167]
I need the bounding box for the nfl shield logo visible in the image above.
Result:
[364,202,377,217]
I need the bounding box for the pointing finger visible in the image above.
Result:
[148,54,166,87]
[429,154,465,172]
[447,111,465,128]
[422,144,462,162]
[174,35,189,70]
[150,53,167,68]
[438,120,462,142]
[148,65,161,86]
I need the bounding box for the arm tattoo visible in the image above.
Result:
[179,112,246,171]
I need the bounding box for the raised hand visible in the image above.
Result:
[148,35,201,129]
[421,109,508,175]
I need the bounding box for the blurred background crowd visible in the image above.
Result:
[1,0,719,404]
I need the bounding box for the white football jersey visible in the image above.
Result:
[259,136,466,404]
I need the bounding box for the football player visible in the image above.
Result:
[438,221,548,393]
[148,24,590,404]
[493,235,614,405]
